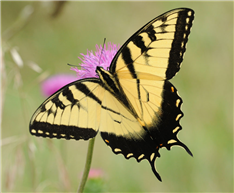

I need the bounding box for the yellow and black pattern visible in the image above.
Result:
[105,8,194,181]
[30,78,144,141]
[30,79,103,140]
[29,8,194,181]
[110,8,194,80]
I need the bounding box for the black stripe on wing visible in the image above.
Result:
[166,10,194,79]
[155,81,193,156]
[31,122,97,140]
[100,131,162,181]
[121,46,137,79]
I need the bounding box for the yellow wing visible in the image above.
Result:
[108,8,194,145]
[30,79,103,140]
[29,78,144,142]
[103,8,194,181]
[110,8,194,80]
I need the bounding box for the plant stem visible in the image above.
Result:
[77,137,95,193]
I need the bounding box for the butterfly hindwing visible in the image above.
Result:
[99,78,192,181]
[98,86,163,180]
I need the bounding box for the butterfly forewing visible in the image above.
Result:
[110,8,194,80]
[30,79,104,140]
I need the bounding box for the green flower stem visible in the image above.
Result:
[77,137,95,193]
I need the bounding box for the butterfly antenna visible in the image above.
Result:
[98,38,106,66]
[67,63,89,71]
[67,63,79,67]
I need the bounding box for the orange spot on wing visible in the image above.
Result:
[105,139,109,143]
[171,86,174,92]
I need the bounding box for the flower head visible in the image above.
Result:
[41,74,77,97]
[88,168,104,179]
[71,42,120,79]
[40,42,120,97]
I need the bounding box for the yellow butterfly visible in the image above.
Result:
[30,8,194,181]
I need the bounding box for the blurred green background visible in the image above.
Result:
[1,1,233,192]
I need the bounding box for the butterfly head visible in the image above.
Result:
[96,66,111,82]
[96,66,120,95]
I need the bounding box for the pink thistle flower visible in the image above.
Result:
[88,168,104,179]
[79,168,105,179]
[40,43,120,97]
[71,42,120,79]
[41,74,77,97]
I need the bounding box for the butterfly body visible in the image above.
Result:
[96,67,121,98]
[30,8,194,181]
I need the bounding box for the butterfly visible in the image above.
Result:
[30,8,194,181]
